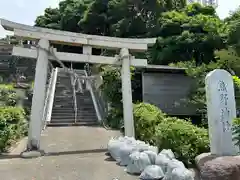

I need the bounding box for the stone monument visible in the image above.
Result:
[205,69,236,156]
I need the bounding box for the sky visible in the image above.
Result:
[0,0,239,38]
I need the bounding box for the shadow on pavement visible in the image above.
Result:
[0,148,108,159]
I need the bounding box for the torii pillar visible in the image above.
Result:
[21,39,49,158]
[120,48,135,137]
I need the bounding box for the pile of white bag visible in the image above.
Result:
[107,136,194,180]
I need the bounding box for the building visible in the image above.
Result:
[187,0,218,7]
[140,65,196,116]
[0,38,12,55]
[0,37,36,83]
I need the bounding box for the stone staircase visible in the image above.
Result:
[49,69,99,126]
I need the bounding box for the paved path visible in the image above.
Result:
[0,126,138,180]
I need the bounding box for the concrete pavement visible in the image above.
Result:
[0,126,137,180]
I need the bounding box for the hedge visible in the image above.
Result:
[134,103,166,144]
[0,84,18,106]
[154,117,209,166]
[133,102,210,166]
[0,107,28,152]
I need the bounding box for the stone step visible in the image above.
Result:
[52,110,96,116]
[53,98,74,100]
[53,100,74,103]
[51,118,97,122]
[48,121,98,127]
[51,111,95,115]
[52,110,95,114]
[50,122,98,126]
[53,104,94,108]
[51,110,96,114]
[54,95,73,98]
[55,85,71,88]
[53,103,74,106]
[51,114,97,118]
[58,72,86,76]
[51,116,97,120]
[52,112,95,115]
[51,115,97,119]
[54,93,73,96]
[52,107,95,111]
[52,106,74,109]
[51,117,97,121]
[51,119,97,122]
[54,95,92,99]
[56,81,71,84]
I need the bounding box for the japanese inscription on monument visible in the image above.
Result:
[218,80,231,132]
[205,69,236,156]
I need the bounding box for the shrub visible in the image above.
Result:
[0,84,18,106]
[233,76,240,108]
[105,108,123,129]
[134,103,166,144]
[154,117,209,166]
[100,65,141,129]
[0,107,27,151]
[233,118,240,150]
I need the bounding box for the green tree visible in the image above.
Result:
[35,8,61,29]
[225,7,240,55]
[35,0,187,38]
[150,3,226,65]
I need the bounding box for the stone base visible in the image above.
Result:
[195,152,219,169]
[195,152,240,180]
[20,150,45,159]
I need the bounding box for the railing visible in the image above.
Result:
[42,67,58,129]
[70,71,78,124]
[84,70,108,122]
[42,68,54,129]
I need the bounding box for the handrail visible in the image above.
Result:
[70,71,78,124]
[44,67,58,127]
[84,70,103,122]
[84,70,108,122]
[94,76,108,121]
[42,68,54,130]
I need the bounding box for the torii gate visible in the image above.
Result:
[0,19,156,154]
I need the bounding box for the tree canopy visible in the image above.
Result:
[35,0,186,38]
[35,1,240,66]
[225,7,240,55]
[150,3,226,65]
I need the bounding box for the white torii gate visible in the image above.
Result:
[0,19,156,154]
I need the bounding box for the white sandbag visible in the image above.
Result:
[143,150,157,164]
[163,159,185,179]
[119,143,138,166]
[160,149,175,159]
[148,145,158,154]
[135,140,150,152]
[139,165,164,180]
[166,167,194,180]
[123,136,136,144]
[126,151,151,174]
[107,138,120,160]
[155,153,171,173]
[116,138,137,164]
[107,136,131,161]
